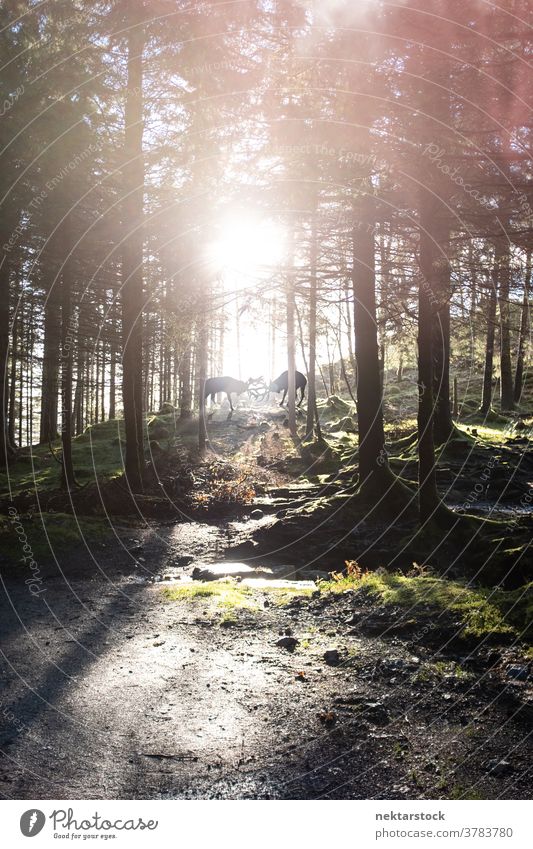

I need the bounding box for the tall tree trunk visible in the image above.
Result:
[8,298,18,450]
[109,297,117,419]
[417,189,440,521]
[513,249,531,404]
[0,235,18,463]
[480,250,499,415]
[121,10,146,490]
[378,223,389,388]
[60,219,76,489]
[344,276,356,376]
[179,343,192,419]
[40,273,61,445]
[433,288,453,443]
[305,211,317,440]
[286,230,297,438]
[270,297,277,380]
[431,217,453,444]
[95,341,100,424]
[197,287,208,453]
[498,241,514,411]
[235,294,242,380]
[73,352,84,436]
[353,193,388,494]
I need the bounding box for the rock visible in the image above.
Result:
[486,759,513,777]
[362,702,390,726]
[324,649,340,666]
[506,664,529,681]
[250,509,264,519]
[192,567,218,582]
[276,636,299,651]
[381,658,418,674]
[344,613,358,625]
[174,554,194,566]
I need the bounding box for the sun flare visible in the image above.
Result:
[209,217,286,277]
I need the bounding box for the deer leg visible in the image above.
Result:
[297,388,304,407]
[227,393,234,412]
[280,389,287,406]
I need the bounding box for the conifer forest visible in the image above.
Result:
[0,0,532,805]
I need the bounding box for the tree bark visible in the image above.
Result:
[60,219,76,489]
[513,249,531,404]
[197,285,208,454]
[352,193,387,491]
[417,189,440,521]
[433,293,453,444]
[121,10,146,490]
[0,254,16,463]
[286,229,297,438]
[179,343,193,419]
[305,211,317,440]
[480,249,499,415]
[40,269,61,445]
[498,240,514,411]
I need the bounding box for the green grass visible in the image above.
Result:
[261,585,314,604]
[162,580,259,611]
[0,511,111,563]
[163,580,314,612]
[0,419,127,497]
[320,571,531,642]
[447,784,485,801]
[0,412,191,500]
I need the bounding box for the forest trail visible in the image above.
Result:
[1,519,531,801]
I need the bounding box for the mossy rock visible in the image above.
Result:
[158,402,176,414]
[326,394,353,413]
[149,425,170,440]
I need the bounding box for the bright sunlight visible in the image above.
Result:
[209,216,286,278]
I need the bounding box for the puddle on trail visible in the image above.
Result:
[126,515,293,586]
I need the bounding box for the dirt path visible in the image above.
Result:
[1,524,531,800]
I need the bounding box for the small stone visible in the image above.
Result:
[506,665,529,681]
[276,636,299,651]
[363,702,390,726]
[423,762,439,774]
[250,509,264,519]
[192,567,217,581]
[486,759,513,777]
[324,649,340,666]
[344,613,358,625]
[175,554,194,566]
